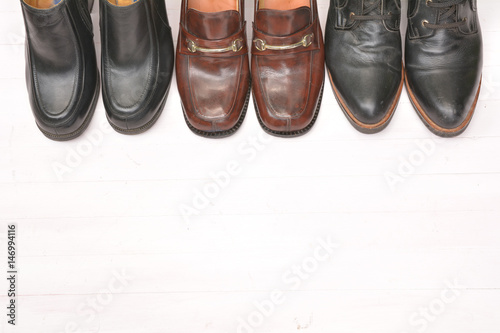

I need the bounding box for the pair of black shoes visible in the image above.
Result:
[21,0,174,141]
[325,0,482,137]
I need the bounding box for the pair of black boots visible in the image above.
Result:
[325,0,482,137]
[21,0,174,140]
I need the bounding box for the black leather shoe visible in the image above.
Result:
[100,0,174,134]
[325,0,404,134]
[21,0,99,141]
[405,0,483,137]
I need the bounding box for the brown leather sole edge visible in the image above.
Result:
[106,82,171,135]
[182,84,251,139]
[37,74,100,142]
[327,67,404,134]
[254,82,324,138]
[405,72,481,138]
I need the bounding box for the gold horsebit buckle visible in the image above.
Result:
[187,38,244,53]
[253,33,314,51]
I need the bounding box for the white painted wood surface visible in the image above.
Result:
[1,1,499,332]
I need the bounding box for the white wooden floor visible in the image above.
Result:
[1,1,500,332]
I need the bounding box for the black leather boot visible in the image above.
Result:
[405,0,483,137]
[325,0,404,134]
[21,0,100,141]
[100,0,174,134]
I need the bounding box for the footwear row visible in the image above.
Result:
[21,0,483,140]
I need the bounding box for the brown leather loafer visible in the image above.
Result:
[176,0,251,138]
[251,0,325,137]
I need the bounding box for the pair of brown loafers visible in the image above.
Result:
[176,0,325,138]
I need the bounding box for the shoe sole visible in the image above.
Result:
[37,74,100,142]
[327,66,404,134]
[254,82,324,138]
[106,82,172,135]
[182,84,251,139]
[405,72,481,138]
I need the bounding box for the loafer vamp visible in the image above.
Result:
[176,1,250,136]
[251,2,325,136]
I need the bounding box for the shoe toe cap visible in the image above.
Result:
[179,57,250,135]
[406,70,481,131]
[331,67,403,127]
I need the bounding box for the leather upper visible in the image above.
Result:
[251,0,325,135]
[21,0,99,138]
[176,0,250,135]
[405,0,483,131]
[325,0,403,129]
[100,0,174,132]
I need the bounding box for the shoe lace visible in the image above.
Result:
[423,0,467,29]
[350,0,393,21]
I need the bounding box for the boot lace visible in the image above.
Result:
[422,0,467,29]
[350,0,393,21]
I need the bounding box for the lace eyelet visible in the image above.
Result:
[350,12,355,19]
[422,20,429,27]
[426,0,432,5]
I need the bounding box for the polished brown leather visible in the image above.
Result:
[251,0,325,137]
[176,0,250,137]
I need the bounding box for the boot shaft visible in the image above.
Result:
[407,0,480,39]
[327,0,401,31]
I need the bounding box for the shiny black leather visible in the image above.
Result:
[21,0,99,141]
[405,0,483,137]
[325,0,403,134]
[100,0,174,134]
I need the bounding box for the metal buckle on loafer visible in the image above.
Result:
[187,38,244,53]
[253,33,314,52]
